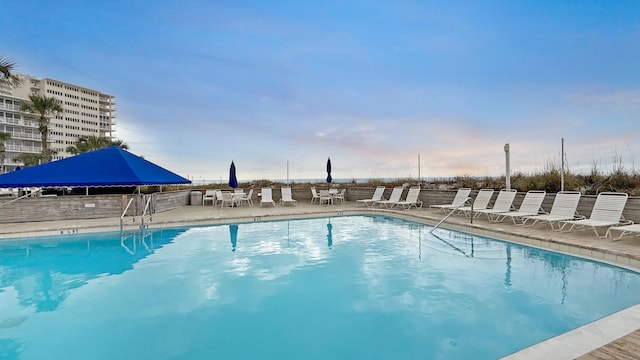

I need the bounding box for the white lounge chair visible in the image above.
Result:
[356,186,386,207]
[202,189,216,206]
[374,187,403,208]
[559,192,631,238]
[429,188,472,213]
[606,223,640,241]
[393,186,423,210]
[260,188,275,207]
[280,187,297,206]
[474,189,518,220]
[456,189,494,217]
[492,190,547,224]
[521,191,583,230]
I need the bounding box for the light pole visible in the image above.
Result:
[504,143,511,190]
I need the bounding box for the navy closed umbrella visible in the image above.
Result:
[326,157,332,184]
[229,161,238,189]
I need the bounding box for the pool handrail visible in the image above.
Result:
[120,197,136,232]
[429,196,473,233]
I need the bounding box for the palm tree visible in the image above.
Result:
[0,131,10,173]
[110,138,129,150]
[0,56,22,87]
[20,95,63,162]
[65,135,129,155]
[13,153,42,167]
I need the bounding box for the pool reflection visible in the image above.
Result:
[0,228,183,313]
[229,224,238,252]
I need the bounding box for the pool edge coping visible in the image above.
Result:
[1,207,640,359]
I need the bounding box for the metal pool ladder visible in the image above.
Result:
[429,197,473,233]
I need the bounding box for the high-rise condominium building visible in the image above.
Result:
[0,74,115,172]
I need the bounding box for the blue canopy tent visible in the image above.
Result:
[0,146,191,190]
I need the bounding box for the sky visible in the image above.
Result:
[2,0,639,183]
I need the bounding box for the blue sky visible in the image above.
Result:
[3,0,639,183]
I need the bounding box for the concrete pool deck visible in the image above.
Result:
[1,201,640,359]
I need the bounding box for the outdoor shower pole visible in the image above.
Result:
[504,143,511,190]
[418,153,421,185]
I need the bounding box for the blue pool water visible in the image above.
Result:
[1,215,640,359]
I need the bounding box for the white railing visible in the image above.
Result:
[0,104,21,111]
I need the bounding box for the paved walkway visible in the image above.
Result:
[2,202,640,359]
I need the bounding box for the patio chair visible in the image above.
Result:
[319,189,333,205]
[559,192,631,238]
[202,189,216,206]
[260,188,275,207]
[237,188,254,207]
[356,186,386,207]
[374,187,404,208]
[392,186,423,210]
[521,191,583,230]
[429,188,472,213]
[333,189,346,204]
[219,191,235,208]
[473,189,518,220]
[491,190,547,224]
[214,190,224,207]
[280,187,297,206]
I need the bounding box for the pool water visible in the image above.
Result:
[1,215,640,359]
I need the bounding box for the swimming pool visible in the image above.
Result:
[1,215,639,359]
